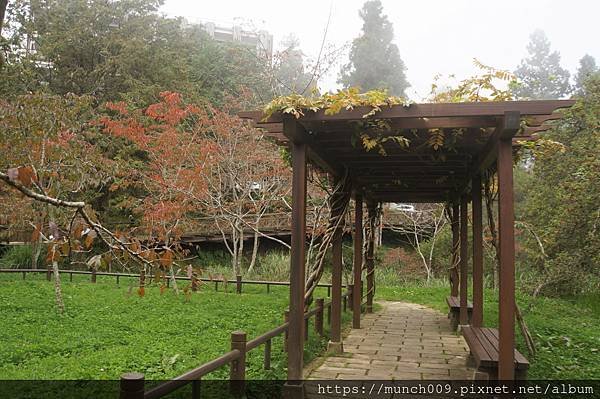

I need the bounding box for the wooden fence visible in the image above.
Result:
[0,268,343,296]
[120,291,352,399]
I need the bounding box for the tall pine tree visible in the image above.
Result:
[512,30,570,99]
[574,54,598,96]
[338,0,409,96]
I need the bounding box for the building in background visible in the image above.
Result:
[200,21,273,59]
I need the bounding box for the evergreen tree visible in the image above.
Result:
[273,35,314,95]
[574,54,598,96]
[512,30,570,99]
[338,0,409,96]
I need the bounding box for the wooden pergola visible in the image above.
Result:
[240,100,573,392]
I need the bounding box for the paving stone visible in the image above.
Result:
[305,301,476,381]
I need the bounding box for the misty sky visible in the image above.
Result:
[161,0,600,101]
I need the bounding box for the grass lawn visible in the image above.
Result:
[0,273,340,383]
[376,283,600,379]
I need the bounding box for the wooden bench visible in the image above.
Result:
[462,326,529,380]
[446,296,473,330]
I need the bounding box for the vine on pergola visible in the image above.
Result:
[303,169,352,310]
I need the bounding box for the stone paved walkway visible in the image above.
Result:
[305,301,475,381]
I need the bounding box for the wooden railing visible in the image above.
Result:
[0,268,344,296]
[120,292,352,399]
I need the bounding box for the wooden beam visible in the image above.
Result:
[240,100,574,124]
[282,116,341,177]
[472,175,484,328]
[474,111,521,173]
[497,137,516,380]
[352,194,363,329]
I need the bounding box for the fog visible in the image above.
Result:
[162,0,600,100]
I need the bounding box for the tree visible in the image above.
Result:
[338,0,409,96]
[519,75,600,295]
[0,0,274,106]
[512,30,571,99]
[574,54,598,96]
[272,35,314,96]
[383,204,447,281]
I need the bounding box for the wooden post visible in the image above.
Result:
[366,202,377,313]
[352,193,363,329]
[267,283,270,294]
[459,195,469,326]
[326,302,331,326]
[304,316,309,341]
[283,118,306,398]
[116,274,119,285]
[70,272,73,282]
[329,232,343,354]
[315,298,324,336]
[264,339,271,370]
[472,175,484,327]
[347,283,354,312]
[450,203,460,296]
[286,137,307,384]
[230,331,246,397]
[22,271,26,280]
[215,281,218,291]
[91,268,97,283]
[236,275,242,294]
[283,310,289,352]
[46,266,51,281]
[120,372,144,399]
[498,136,516,380]
[192,380,201,399]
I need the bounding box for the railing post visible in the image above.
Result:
[343,295,347,312]
[116,274,119,285]
[327,302,331,326]
[120,372,144,399]
[46,266,51,281]
[284,310,289,352]
[264,339,271,370]
[347,283,354,312]
[327,286,331,297]
[236,275,242,294]
[91,269,97,283]
[22,271,26,280]
[192,380,201,399]
[215,281,218,291]
[230,331,246,397]
[315,298,324,336]
[304,316,309,341]
[70,271,73,282]
[267,283,270,294]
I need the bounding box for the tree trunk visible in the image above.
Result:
[0,0,8,37]
[52,260,65,314]
[248,230,259,275]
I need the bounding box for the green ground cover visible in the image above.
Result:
[377,283,600,379]
[0,273,342,382]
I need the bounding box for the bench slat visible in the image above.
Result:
[462,326,494,366]
[462,326,529,371]
[446,296,473,309]
[487,328,530,367]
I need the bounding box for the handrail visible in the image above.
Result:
[246,323,288,352]
[144,349,241,399]
[0,268,344,289]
